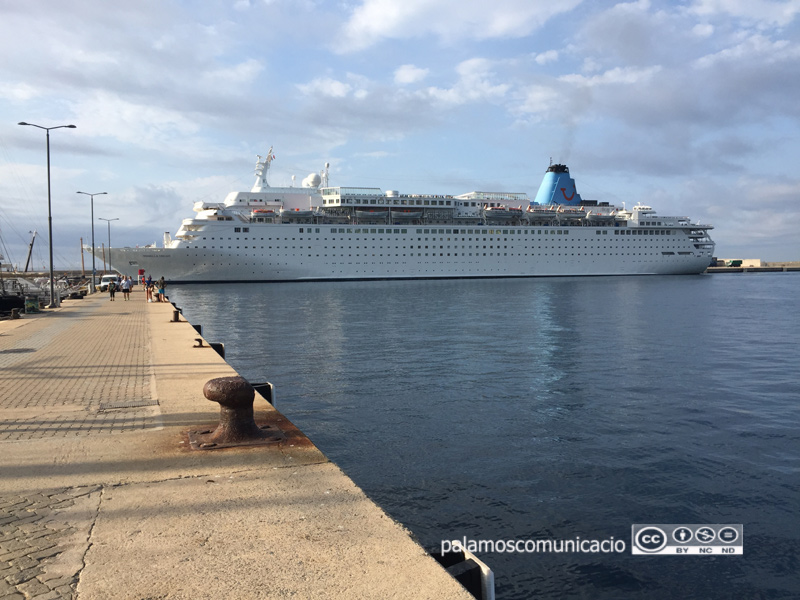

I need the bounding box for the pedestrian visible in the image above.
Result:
[121,276,132,300]
[145,277,154,302]
[108,279,116,301]
[156,277,166,302]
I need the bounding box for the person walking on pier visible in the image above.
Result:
[156,277,167,302]
[121,276,132,301]
[108,279,117,301]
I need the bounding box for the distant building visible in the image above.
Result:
[715,258,763,267]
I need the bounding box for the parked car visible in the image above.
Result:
[98,274,120,292]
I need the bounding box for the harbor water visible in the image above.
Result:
[168,274,799,600]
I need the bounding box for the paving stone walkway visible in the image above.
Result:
[0,292,159,442]
[1,292,155,599]
[0,486,101,600]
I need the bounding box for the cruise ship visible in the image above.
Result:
[101,151,715,282]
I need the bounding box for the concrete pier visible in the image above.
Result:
[0,289,473,599]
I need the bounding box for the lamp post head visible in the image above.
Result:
[18,122,77,130]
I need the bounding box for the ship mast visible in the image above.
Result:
[24,230,37,272]
[252,146,274,192]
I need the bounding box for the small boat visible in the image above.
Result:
[483,206,523,221]
[585,210,616,222]
[279,208,315,218]
[523,204,559,220]
[355,209,389,219]
[390,209,423,220]
[556,206,586,221]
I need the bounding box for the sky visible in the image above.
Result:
[1,0,799,271]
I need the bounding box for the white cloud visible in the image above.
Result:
[688,0,800,27]
[200,58,263,88]
[69,92,200,150]
[534,50,559,65]
[692,23,715,37]
[394,64,429,85]
[693,34,797,68]
[560,65,662,86]
[297,77,353,98]
[0,82,41,101]
[512,84,563,121]
[338,0,583,52]
[424,58,510,105]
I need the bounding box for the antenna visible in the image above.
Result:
[322,162,330,187]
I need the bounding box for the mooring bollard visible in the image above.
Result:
[172,309,180,322]
[187,376,283,450]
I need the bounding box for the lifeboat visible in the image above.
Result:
[585,210,616,222]
[482,206,523,221]
[355,209,389,219]
[390,209,423,219]
[280,208,315,218]
[524,204,558,220]
[556,206,586,221]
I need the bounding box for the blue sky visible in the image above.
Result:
[1,0,799,270]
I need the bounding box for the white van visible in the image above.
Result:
[99,274,120,292]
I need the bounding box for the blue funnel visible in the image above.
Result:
[533,164,583,206]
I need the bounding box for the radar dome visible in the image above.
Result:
[302,173,322,188]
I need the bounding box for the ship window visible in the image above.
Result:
[234,227,241,232]
[243,228,249,232]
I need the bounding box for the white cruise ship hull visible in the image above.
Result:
[111,222,713,282]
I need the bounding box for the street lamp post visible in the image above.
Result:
[18,121,76,308]
[99,217,119,273]
[77,192,107,293]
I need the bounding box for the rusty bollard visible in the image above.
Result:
[188,376,283,450]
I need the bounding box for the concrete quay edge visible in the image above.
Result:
[0,289,473,600]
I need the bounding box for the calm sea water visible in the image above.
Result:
[168,274,800,600]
